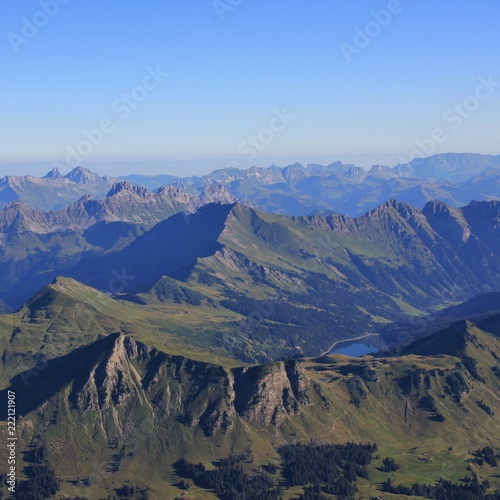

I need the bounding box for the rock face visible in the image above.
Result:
[233,360,312,426]
[66,334,235,436]
[200,184,237,205]
[10,333,318,438]
[44,168,63,179]
[0,182,200,234]
[423,201,471,244]
[73,335,140,412]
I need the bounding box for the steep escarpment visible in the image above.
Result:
[233,360,315,426]
[2,333,319,436]
[0,181,200,234]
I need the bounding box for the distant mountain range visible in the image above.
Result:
[2,153,500,215]
[167,152,500,216]
[0,166,119,211]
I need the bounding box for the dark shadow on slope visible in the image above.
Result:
[70,203,236,293]
[0,333,121,420]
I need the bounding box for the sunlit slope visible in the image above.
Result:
[0,319,499,498]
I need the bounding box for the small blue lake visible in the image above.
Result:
[329,336,380,357]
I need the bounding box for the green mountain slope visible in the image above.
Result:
[1,319,499,499]
[0,277,243,389]
[0,277,140,387]
[97,199,500,361]
[1,199,500,362]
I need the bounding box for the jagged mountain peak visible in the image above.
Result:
[366,198,421,219]
[345,165,367,179]
[0,180,203,236]
[156,184,194,198]
[278,164,306,183]
[106,180,152,198]
[368,164,392,175]
[63,166,120,190]
[0,200,46,234]
[43,167,63,179]
[107,180,135,196]
[64,166,94,183]
[0,167,118,212]
[462,198,500,216]
[326,160,346,170]
[72,193,94,204]
[200,184,237,204]
[423,199,457,214]
[65,195,104,217]
[4,326,319,435]
[233,359,312,426]
[422,199,467,223]
[4,199,34,213]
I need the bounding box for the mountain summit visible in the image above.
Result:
[43,167,63,179]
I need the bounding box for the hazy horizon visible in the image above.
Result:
[2,150,499,179]
[2,1,500,176]
[0,153,410,179]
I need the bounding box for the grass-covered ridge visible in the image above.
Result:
[0,316,499,498]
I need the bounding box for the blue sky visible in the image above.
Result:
[1,0,499,177]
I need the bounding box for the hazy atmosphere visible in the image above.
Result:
[1,1,499,176]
